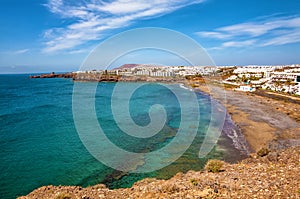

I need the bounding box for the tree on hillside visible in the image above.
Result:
[241,75,248,83]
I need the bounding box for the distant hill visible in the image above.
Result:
[114,64,140,70]
[114,64,163,70]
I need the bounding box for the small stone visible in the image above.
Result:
[267,152,279,162]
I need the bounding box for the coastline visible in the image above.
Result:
[29,73,300,157]
[18,77,300,198]
[30,72,256,155]
[30,74,300,158]
[194,83,300,152]
[152,82,252,158]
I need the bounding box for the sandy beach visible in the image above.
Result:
[196,83,300,152]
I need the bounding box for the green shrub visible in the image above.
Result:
[205,159,224,173]
[190,178,198,186]
[257,147,270,157]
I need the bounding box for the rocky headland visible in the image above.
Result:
[30,73,75,79]
[30,72,185,83]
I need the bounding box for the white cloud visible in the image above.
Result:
[43,0,206,53]
[261,29,300,46]
[196,31,230,39]
[68,49,91,54]
[92,1,150,14]
[219,23,272,37]
[13,49,29,54]
[222,39,256,47]
[196,16,300,48]
[7,49,29,55]
[0,49,30,55]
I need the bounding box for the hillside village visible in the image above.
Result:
[223,64,300,94]
[73,64,300,95]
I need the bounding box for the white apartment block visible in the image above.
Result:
[271,72,300,82]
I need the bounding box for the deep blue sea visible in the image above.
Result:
[0,74,246,199]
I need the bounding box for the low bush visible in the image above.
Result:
[190,178,198,186]
[257,147,270,157]
[205,159,224,173]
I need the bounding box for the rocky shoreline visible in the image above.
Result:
[30,72,186,83]
[30,73,75,79]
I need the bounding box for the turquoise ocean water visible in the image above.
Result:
[0,75,246,199]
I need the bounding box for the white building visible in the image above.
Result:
[271,72,300,82]
[234,85,256,92]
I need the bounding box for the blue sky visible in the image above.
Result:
[0,0,300,73]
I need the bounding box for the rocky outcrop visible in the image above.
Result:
[74,73,120,82]
[30,73,75,79]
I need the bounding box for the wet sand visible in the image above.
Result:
[196,84,300,152]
